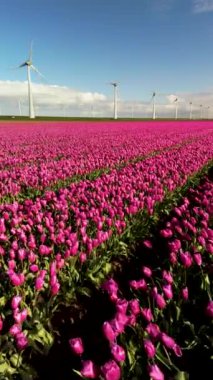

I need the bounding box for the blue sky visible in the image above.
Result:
[0,0,213,116]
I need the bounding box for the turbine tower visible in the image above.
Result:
[189,102,193,120]
[200,104,203,119]
[110,82,118,120]
[174,98,178,120]
[18,42,43,119]
[151,91,156,119]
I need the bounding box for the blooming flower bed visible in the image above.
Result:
[0,121,212,378]
[0,121,212,199]
[64,175,213,379]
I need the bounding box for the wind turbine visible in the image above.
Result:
[151,91,157,119]
[189,101,193,120]
[174,98,178,119]
[200,104,203,119]
[17,42,43,119]
[110,82,119,119]
[206,106,210,119]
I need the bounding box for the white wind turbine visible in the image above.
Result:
[110,82,119,119]
[17,42,43,119]
[174,97,178,119]
[189,101,193,120]
[200,104,203,119]
[151,91,157,119]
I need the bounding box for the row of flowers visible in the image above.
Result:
[0,121,212,199]
[68,175,213,379]
[0,140,212,376]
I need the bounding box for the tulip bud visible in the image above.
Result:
[111,343,126,362]
[69,337,84,355]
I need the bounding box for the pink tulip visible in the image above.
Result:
[16,332,28,350]
[9,323,22,336]
[0,317,3,331]
[142,266,152,278]
[206,301,213,318]
[81,360,97,379]
[111,343,126,362]
[162,284,173,299]
[148,364,164,380]
[154,294,166,309]
[141,308,153,322]
[116,299,128,314]
[181,287,189,300]
[11,295,22,310]
[180,252,193,268]
[69,337,84,355]
[162,270,173,284]
[144,339,156,358]
[161,332,176,349]
[193,253,202,266]
[129,299,141,315]
[102,322,116,342]
[101,360,121,380]
[145,323,160,340]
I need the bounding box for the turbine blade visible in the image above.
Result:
[29,40,33,61]
[31,65,45,78]
[19,62,27,68]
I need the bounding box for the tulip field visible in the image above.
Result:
[0,120,212,380]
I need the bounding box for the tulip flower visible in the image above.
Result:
[111,343,126,362]
[206,301,213,318]
[101,360,121,380]
[69,337,84,355]
[148,364,164,380]
[81,360,97,379]
[144,339,156,358]
[102,322,116,342]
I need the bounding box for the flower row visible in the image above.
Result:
[68,175,213,379]
[0,121,212,199]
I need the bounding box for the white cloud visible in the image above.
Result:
[0,80,212,119]
[0,81,107,117]
[193,0,213,13]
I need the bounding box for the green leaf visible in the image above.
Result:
[0,361,16,375]
[10,353,22,368]
[0,297,6,307]
[174,371,189,380]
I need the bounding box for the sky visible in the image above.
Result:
[0,0,213,118]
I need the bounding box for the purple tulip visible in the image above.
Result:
[102,321,116,342]
[101,360,121,380]
[141,308,153,322]
[111,343,126,362]
[148,364,164,380]
[180,251,193,268]
[81,360,97,378]
[144,339,156,358]
[193,253,202,266]
[129,299,141,315]
[162,284,173,299]
[161,332,176,349]
[162,270,173,284]
[9,323,22,336]
[142,266,152,278]
[181,287,189,300]
[11,295,22,310]
[145,323,161,340]
[69,337,84,355]
[116,299,128,314]
[0,317,3,332]
[16,332,28,350]
[154,293,166,309]
[206,301,213,318]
